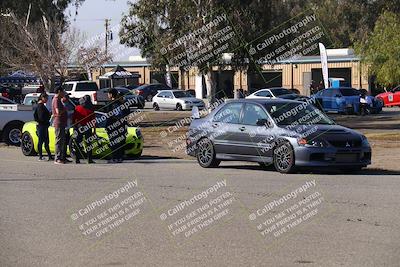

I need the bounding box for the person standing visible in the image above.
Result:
[106,89,126,163]
[33,93,53,161]
[52,87,68,164]
[73,95,96,164]
[62,94,75,163]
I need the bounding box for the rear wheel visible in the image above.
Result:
[196,138,220,168]
[21,132,36,156]
[153,103,160,111]
[273,141,296,173]
[129,150,142,159]
[2,122,23,146]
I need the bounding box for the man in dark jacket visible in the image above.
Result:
[34,93,53,161]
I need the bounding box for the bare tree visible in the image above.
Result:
[0,12,83,90]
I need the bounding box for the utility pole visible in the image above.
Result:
[105,18,110,57]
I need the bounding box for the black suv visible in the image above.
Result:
[134,84,171,102]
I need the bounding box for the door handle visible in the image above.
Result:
[239,126,246,131]
[212,123,219,128]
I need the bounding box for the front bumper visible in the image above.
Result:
[294,146,371,167]
[182,103,205,110]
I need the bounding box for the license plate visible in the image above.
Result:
[336,153,358,163]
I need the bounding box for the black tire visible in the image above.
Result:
[273,141,296,174]
[153,103,160,111]
[129,150,142,159]
[176,103,183,111]
[21,132,36,156]
[147,95,153,102]
[341,166,363,173]
[196,138,220,168]
[258,162,275,171]
[137,103,145,109]
[2,122,23,146]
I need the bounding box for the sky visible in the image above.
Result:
[65,0,140,61]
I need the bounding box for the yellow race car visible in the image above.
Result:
[21,112,144,159]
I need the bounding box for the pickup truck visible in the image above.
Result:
[62,81,99,105]
[0,104,34,145]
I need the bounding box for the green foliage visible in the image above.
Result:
[355,11,400,86]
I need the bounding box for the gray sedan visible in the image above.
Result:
[186,99,371,173]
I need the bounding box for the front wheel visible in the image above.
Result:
[196,138,220,168]
[176,103,183,111]
[3,122,23,145]
[273,141,296,173]
[21,132,36,156]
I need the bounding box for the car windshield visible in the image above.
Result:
[118,89,133,96]
[173,91,191,98]
[23,96,38,105]
[340,88,360,96]
[270,88,292,96]
[265,102,335,126]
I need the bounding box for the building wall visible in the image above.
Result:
[88,60,370,96]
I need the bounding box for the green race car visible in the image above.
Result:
[21,112,144,159]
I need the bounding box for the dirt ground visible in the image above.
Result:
[138,107,400,171]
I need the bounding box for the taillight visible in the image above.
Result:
[136,89,143,95]
[93,92,97,101]
[2,92,9,98]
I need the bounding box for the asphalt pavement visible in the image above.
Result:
[0,146,399,267]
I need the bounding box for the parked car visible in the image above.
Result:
[23,93,55,109]
[0,85,22,103]
[96,87,145,109]
[152,90,205,111]
[186,99,371,173]
[134,84,171,102]
[0,102,34,145]
[246,87,298,99]
[62,81,99,105]
[311,87,361,114]
[376,85,400,107]
[247,87,310,102]
[21,111,144,159]
[0,95,16,105]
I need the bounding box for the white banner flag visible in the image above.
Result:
[319,43,329,89]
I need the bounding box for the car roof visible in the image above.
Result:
[25,93,55,96]
[226,98,303,105]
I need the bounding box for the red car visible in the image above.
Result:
[376,86,400,107]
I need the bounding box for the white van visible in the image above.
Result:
[62,81,99,104]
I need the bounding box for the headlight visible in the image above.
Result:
[297,138,326,147]
[361,135,370,147]
[135,128,142,138]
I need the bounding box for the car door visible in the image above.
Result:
[153,92,167,108]
[238,103,275,159]
[163,91,175,109]
[393,87,400,105]
[211,102,244,155]
[330,89,342,111]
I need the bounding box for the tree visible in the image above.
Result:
[0,12,81,90]
[120,0,305,102]
[355,11,400,87]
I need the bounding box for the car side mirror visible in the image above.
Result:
[256,118,273,128]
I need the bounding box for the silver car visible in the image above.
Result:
[152,90,205,111]
[186,99,371,173]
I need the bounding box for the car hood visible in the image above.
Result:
[278,124,363,141]
[376,92,390,98]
